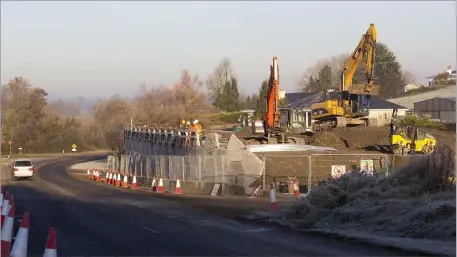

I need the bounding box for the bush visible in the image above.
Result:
[400,114,455,131]
[271,146,456,241]
[199,112,244,127]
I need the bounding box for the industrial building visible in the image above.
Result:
[414,97,456,123]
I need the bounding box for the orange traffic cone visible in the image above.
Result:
[131,173,137,189]
[1,205,15,257]
[157,176,164,193]
[117,173,121,187]
[293,179,301,197]
[92,169,96,180]
[175,176,182,195]
[0,187,3,211]
[269,186,278,213]
[96,169,100,181]
[1,191,10,226]
[10,211,30,257]
[87,169,91,179]
[108,172,112,185]
[43,227,57,257]
[105,170,110,184]
[122,174,128,188]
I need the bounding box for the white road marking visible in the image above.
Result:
[142,226,161,233]
[244,228,272,233]
[99,208,109,213]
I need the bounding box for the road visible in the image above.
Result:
[3,155,422,256]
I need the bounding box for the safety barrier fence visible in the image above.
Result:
[123,125,203,155]
[104,153,391,195]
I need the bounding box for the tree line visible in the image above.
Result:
[2,43,419,154]
[298,42,417,99]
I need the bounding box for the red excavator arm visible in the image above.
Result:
[264,56,280,135]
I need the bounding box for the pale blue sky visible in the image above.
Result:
[1,1,456,98]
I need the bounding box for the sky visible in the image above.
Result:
[1,1,456,99]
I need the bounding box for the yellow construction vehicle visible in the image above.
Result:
[311,23,380,131]
[389,108,437,155]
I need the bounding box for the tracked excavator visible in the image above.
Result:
[311,23,380,131]
[253,56,305,144]
[389,108,437,155]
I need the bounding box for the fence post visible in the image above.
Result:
[221,155,225,195]
[168,156,172,180]
[307,155,312,194]
[262,155,266,191]
[213,154,218,184]
[198,155,202,182]
[181,156,185,181]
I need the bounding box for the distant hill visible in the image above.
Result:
[47,96,101,117]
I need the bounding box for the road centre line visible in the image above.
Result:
[244,228,272,233]
[99,208,109,213]
[142,226,161,233]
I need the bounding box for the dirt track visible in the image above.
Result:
[233,126,455,153]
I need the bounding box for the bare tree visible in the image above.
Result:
[206,58,235,101]
[402,70,417,85]
[298,53,349,92]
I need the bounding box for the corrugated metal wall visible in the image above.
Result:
[414,98,456,123]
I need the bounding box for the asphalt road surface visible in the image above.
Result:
[3,155,422,256]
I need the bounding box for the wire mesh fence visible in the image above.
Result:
[106,151,391,194]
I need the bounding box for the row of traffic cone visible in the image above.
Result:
[1,188,57,257]
[86,170,183,195]
[100,170,137,189]
[150,176,181,195]
[268,180,301,213]
[87,169,101,182]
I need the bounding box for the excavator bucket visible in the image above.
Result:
[349,83,380,96]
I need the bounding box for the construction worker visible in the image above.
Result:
[179,120,186,130]
[191,120,202,135]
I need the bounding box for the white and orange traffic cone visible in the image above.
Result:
[92,169,96,180]
[0,187,3,210]
[10,211,30,257]
[131,173,137,189]
[105,170,109,184]
[1,205,16,257]
[108,172,113,185]
[175,176,182,195]
[122,174,128,188]
[43,227,57,257]
[87,169,91,179]
[157,176,164,193]
[96,170,100,182]
[269,186,278,213]
[1,191,10,226]
[117,173,121,187]
[293,179,301,197]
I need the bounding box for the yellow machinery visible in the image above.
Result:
[311,24,380,131]
[389,108,437,155]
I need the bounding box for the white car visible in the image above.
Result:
[11,159,35,180]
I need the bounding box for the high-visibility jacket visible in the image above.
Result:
[191,124,202,135]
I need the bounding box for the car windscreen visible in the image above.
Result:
[15,161,32,167]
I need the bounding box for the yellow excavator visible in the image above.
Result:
[311,23,380,131]
[389,108,437,155]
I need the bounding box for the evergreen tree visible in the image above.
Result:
[353,42,403,98]
[255,79,269,119]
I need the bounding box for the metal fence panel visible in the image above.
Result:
[263,155,310,194]
[309,153,389,190]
